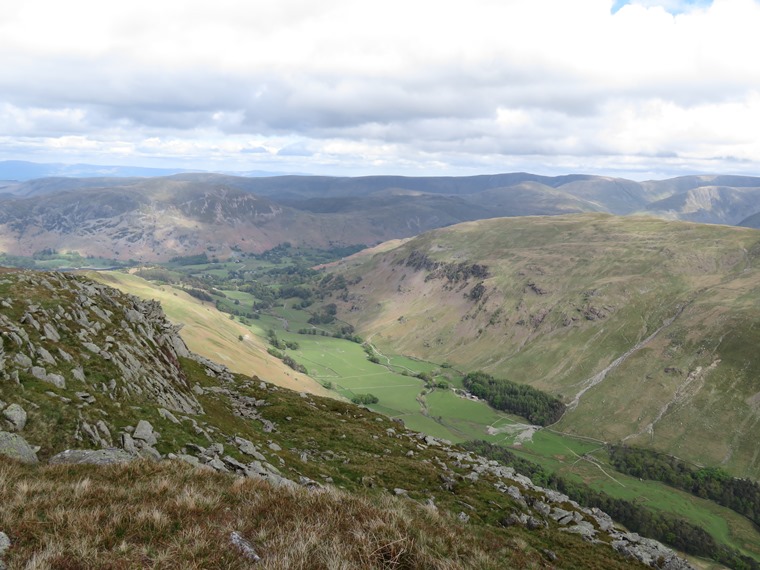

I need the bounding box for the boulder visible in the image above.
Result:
[2,404,27,432]
[121,432,137,453]
[46,374,66,389]
[49,449,136,465]
[133,420,158,446]
[0,431,38,463]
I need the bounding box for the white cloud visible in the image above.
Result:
[0,0,758,178]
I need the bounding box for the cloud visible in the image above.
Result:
[0,0,759,178]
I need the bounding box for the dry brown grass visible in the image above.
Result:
[0,458,514,570]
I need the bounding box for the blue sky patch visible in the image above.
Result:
[612,0,713,14]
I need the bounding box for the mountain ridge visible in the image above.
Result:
[3,171,760,263]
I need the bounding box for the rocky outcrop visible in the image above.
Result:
[0,271,202,416]
[445,449,695,569]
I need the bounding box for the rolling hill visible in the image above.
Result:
[325,214,760,479]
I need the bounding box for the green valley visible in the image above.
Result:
[81,218,760,568]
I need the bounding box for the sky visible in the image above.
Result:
[1,0,759,179]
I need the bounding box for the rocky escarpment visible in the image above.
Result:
[0,270,201,414]
[0,269,693,569]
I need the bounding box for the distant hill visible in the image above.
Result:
[2,170,760,261]
[326,214,760,479]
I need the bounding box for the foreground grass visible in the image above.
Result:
[0,459,509,570]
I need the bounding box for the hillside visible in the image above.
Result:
[87,271,331,397]
[3,172,760,263]
[0,267,691,568]
[326,214,760,479]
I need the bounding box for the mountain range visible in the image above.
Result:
[3,170,760,262]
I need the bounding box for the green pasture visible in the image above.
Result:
[246,314,524,444]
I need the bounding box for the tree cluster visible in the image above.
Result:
[351,393,379,405]
[462,371,565,426]
[610,445,760,527]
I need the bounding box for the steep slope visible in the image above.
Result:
[88,270,331,397]
[644,185,760,225]
[0,268,682,568]
[328,214,760,478]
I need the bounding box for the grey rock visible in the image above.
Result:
[563,521,597,538]
[43,322,61,342]
[3,404,27,432]
[36,346,56,365]
[0,431,38,463]
[158,408,180,424]
[589,507,615,531]
[125,309,144,323]
[230,531,261,563]
[393,488,408,496]
[175,454,200,467]
[46,374,66,389]
[0,531,9,556]
[207,457,228,472]
[138,446,162,461]
[299,475,321,488]
[83,342,101,354]
[49,449,135,465]
[133,420,157,446]
[14,353,32,368]
[30,366,52,384]
[534,501,551,517]
[76,392,96,404]
[550,508,572,522]
[57,348,73,362]
[121,432,137,453]
[95,420,112,446]
[222,455,248,472]
[268,442,281,452]
[457,512,470,523]
[234,437,259,456]
[72,367,85,382]
[526,516,547,530]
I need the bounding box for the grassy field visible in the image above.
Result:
[233,302,528,445]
